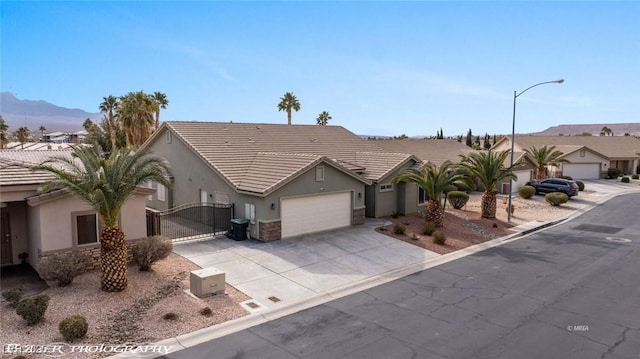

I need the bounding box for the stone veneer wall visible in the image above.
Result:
[258,221,281,242]
[352,208,365,225]
[38,238,146,273]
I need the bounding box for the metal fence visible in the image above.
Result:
[146,203,234,241]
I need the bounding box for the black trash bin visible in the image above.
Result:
[229,218,250,241]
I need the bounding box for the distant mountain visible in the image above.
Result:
[533,123,640,137]
[0,92,101,132]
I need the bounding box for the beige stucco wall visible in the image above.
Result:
[119,194,149,240]
[561,150,608,166]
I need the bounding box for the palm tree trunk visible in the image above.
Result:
[100,226,128,292]
[426,199,444,227]
[481,190,497,218]
[287,110,292,125]
[108,113,117,151]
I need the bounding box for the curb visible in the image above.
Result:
[110,190,639,358]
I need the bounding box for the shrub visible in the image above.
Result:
[199,307,213,317]
[545,192,569,206]
[422,221,436,235]
[607,168,622,179]
[621,176,630,183]
[447,191,469,209]
[506,204,515,215]
[443,184,458,194]
[16,294,49,325]
[432,230,447,245]
[393,223,406,235]
[132,235,173,271]
[632,174,639,180]
[162,312,178,321]
[518,185,536,199]
[38,253,90,286]
[2,286,24,308]
[59,315,88,342]
[391,211,399,218]
[575,180,585,191]
[410,233,419,241]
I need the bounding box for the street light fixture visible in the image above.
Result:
[507,79,564,223]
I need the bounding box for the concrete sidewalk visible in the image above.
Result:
[174,219,440,312]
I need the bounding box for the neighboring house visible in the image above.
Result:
[493,135,640,179]
[374,138,536,194]
[4,141,75,150]
[141,122,423,241]
[0,150,153,271]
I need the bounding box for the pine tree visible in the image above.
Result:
[465,129,473,147]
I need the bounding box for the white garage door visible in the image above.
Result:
[281,192,351,238]
[563,163,600,179]
[510,170,533,193]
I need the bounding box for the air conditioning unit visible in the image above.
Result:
[190,268,225,298]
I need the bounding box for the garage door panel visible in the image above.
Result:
[563,163,600,180]
[281,192,351,238]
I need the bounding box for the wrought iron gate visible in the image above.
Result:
[146,203,234,241]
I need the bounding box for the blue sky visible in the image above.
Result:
[1,1,638,137]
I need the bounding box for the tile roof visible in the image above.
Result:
[0,150,76,186]
[510,135,640,158]
[152,122,412,193]
[372,138,474,165]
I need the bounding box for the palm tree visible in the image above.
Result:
[118,91,155,148]
[100,95,119,151]
[150,92,169,131]
[0,115,8,149]
[392,161,470,227]
[277,92,301,125]
[32,146,171,292]
[458,150,520,219]
[15,126,29,149]
[316,111,331,126]
[39,126,47,141]
[525,145,567,180]
[600,126,613,136]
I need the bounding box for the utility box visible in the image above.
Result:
[190,267,225,298]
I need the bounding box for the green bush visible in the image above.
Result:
[518,185,536,199]
[432,230,447,245]
[621,176,630,183]
[2,286,24,308]
[545,192,569,206]
[607,168,622,179]
[422,221,436,235]
[59,315,88,342]
[447,191,469,209]
[632,174,639,180]
[16,294,49,325]
[38,253,90,286]
[393,223,406,235]
[132,235,173,271]
[575,180,585,191]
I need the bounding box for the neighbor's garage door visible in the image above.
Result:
[563,163,600,179]
[281,192,351,238]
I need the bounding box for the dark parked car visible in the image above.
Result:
[525,178,579,197]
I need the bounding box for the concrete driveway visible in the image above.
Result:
[173,219,439,311]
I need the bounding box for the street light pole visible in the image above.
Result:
[507,79,564,223]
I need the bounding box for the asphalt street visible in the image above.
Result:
[160,193,640,359]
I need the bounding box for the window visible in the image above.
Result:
[145,180,153,201]
[166,130,172,144]
[200,189,208,204]
[316,166,325,182]
[580,149,586,157]
[245,203,255,223]
[418,187,428,204]
[75,213,98,246]
[379,183,393,192]
[157,183,166,202]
